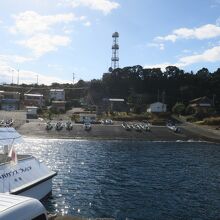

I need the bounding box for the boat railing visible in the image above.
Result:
[0,155,33,166]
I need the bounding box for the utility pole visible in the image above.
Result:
[11,69,14,84]
[17,69,20,85]
[36,75,38,85]
[73,72,75,85]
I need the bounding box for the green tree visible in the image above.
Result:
[172,102,185,115]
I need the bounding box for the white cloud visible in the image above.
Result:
[155,24,220,42]
[156,35,177,43]
[18,34,71,57]
[179,45,220,65]
[8,11,89,57]
[144,46,220,70]
[144,62,181,71]
[0,65,71,85]
[0,54,33,65]
[83,21,91,26]
[182,49,191,54]
[60,0,120,14]
[147,42,165,50]
[18,70,71,84]
[9,11,79,35]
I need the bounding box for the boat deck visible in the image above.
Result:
[0,154,31,164]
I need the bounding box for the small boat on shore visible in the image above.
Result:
[166,123,180,133]
[83,122,91,131]
[0,128,57,200]
[0,119,14,127]
[45,121,53,130]
[134,124,142,132]
[122,122,131,131]
[55,122,63,131]
[141,123,151,132]
[5,119,14,127]
[65,121,73,131]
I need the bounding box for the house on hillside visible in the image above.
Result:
[189,96,212,113]
[147,102,167,113]
[0,91,20,110]
[51,100,66,112]
[24,93,44,108]
[49,89,65,101]
[102,98,129,112]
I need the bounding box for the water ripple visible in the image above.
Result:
[18,139,220,220]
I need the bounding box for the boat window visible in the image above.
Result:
[32,213,47,220]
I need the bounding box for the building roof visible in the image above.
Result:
[108,98,125,102]
[26,106,39,109]
[0,91,20,94]
[190,96,211,104]
[52,101,66,104]
[24,93,43,97]
[50,89,64,92]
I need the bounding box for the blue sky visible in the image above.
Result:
[0,0,220,84]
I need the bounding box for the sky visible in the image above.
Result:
[0,0,220,85]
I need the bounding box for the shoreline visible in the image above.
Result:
[17,121,220,144]
[22,135,213,143]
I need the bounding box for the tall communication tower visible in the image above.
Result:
[110,32,119,71]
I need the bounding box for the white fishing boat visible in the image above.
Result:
[65,121,73,131]
[55,121,63,131]
[122,122,131,131]
[83,122,91,131]
[122,122,127,129]
[0,127,57,200]
[0,119,14,128]
[166,123,180,133]
[134,124,142,132]
[45,121,53,130]
[141,123,151,132]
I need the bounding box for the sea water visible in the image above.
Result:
[20,139,220,220]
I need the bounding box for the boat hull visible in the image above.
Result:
[0,156,57,201]
[13,176,54,200]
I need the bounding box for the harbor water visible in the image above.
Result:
[20,139,220,220]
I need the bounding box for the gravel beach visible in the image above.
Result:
[0,110,219,143]
[17,120,216,142]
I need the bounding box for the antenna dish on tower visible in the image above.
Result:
[112,32,119,37]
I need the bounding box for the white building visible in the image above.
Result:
[49,89,65,101]
[147,102,167,113]
[0,91,20,110]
